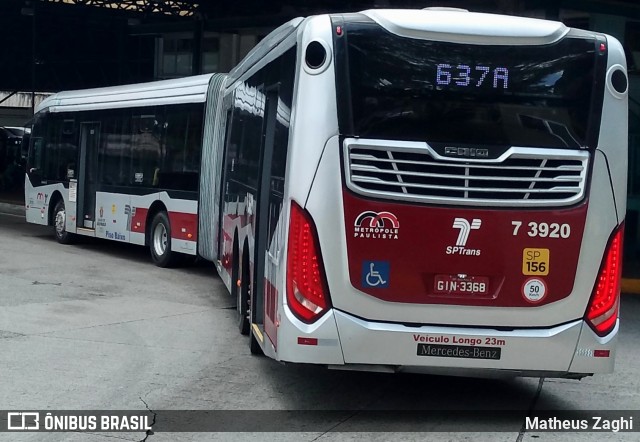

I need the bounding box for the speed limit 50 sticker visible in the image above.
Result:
[522,278,547,303]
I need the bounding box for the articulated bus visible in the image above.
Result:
[26,9,628,377]
[24,75,223,266]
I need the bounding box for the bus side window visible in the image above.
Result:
[38,116,78,183]
[230,82,264,191]
[131,113,161,187]
[267,46,296,249]
[61,119,78,180]
[160,104,202,192]
[28,138,44,182]
[97,110,135,187]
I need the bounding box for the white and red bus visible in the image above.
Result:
[25,74,227,266]
[27,9,628,378]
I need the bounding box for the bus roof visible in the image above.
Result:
[359,9,570,45]
[36,73,216,114]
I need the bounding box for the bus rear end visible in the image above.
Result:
[276,10,628,378]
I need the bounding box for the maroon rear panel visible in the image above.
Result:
[343,191,588,307]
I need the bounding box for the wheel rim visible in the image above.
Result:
[153,223,168,257]
[55,209,66,237]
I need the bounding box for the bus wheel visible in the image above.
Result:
[53,200,75,244]
[150,211,177,267]
[237,256,250,335]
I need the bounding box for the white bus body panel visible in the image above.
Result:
[333,311,611,374]
[598,35,628,222]
[92,191,198,253]
[264,15,341,355]
[25,175,198,254]
[25,179,66,227]
[285,15,339,209]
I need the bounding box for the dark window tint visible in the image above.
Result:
[267,48,296,247]
[93,104,204,191]
[227,83,265,191]
[98,113,131,186]
[27,115,46,178]
[38,116,79,181]
[27,138,45,184]
[338,22,599,148]
[160,104,203,191]
[221,46,296,254]
[131,114,161,187]
[29,104,205,193]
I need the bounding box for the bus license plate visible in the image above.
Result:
[433,275,489,296]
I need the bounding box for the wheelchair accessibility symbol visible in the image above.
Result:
[362,261,390,288]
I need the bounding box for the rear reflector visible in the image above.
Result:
[593,349,611,358]
[586,225,624,337]
[297,337,319,346]
[286,202,331,323]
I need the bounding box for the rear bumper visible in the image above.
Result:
[276,305,617,378]
[333,310,616,377]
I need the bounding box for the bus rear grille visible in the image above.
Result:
[344,140,589,207]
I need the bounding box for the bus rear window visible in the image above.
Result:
[339,22,599,148]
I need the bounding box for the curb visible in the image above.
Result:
[0,202,25,217]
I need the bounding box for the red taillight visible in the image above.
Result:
[586,225,624,336]
[286,202,331,323]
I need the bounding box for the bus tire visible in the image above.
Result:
[53,199,75,245]
[237,253,250,335]
[149,211,177,268]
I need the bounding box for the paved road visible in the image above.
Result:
[1,208,639,441]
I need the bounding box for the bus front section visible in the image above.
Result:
[278,9,628,378]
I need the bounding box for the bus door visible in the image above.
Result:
[77,122,100,229]
[254,88,279,346]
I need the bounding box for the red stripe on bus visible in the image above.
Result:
[130,207,148,234]
[168,212,198,241]
[343,190,588,308]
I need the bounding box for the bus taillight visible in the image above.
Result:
[586,225,624,337]
[286,201,331,323]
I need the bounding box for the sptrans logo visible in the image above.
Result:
[447,218,482,256]
[354,211,399,240]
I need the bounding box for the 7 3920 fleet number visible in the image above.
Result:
[511,221,571,239]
